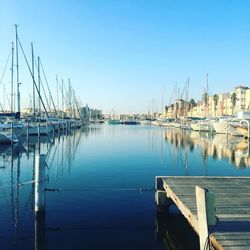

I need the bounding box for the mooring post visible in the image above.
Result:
[35,154,46,213]
[196,186,216,250]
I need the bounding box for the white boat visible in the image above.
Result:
[25,123,53,135]
[140,120,151,125]
[0,132,18,144]
[152,120,163,126]
[227,124,246,137]
[181,124,191,130]
[174,123,181,128]
[212,118,240,134]
[191,123,210,132]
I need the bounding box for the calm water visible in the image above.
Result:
[1,125,250,250]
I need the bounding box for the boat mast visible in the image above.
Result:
[11,42,14,113]
[31,43,36,117]
[186,78,189,118]
[61,79,64,119]
[15,24,21,115]
[31,43,36,118]
[38,56,41,117]
[206,73,209,117]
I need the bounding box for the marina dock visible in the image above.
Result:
[155,176,250,250]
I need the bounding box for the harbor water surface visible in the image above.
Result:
[1,124,250,250]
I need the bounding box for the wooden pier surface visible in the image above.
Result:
[157,176,250,250]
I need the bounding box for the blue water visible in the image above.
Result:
[1,125,250,249]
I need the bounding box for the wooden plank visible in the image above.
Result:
[158,176,250,250]
[162,181,199,233]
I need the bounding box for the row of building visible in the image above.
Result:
[163,85,250,119]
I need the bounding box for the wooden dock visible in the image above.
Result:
[155,176,250,250]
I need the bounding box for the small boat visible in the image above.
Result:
[106,119,121,125]
[191,121,214,132]
[124,120,140,125]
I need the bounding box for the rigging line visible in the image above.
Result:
[40,59,58,116]
[17,37,53,127]
[45,225,155,231]
[34,58,52,113]
[3,83,11,109]
[0,48,12,85]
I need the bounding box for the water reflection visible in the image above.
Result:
[0,126,95,250]
[164,128,250,169]
[4,124,248,249]
[155,210,199,249]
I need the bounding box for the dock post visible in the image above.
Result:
[11,122,14,144]
[226,120,228,137]
[35,154,46,213]
[196,186,216,250]
[27,121,29,137]
[155,177,173,210]
[35,211,45,250]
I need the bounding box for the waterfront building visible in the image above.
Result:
[165,84,250,119]
[234,85,249,111]
[245,88,250,111]
[218,93,231,116]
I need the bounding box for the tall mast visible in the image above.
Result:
[15,24,21,115]
[38,56,41,117]
[56,75,59,117]
[206,73,208,116]
[161,86,164,115]
[11,42,14,113]
[61,79,64,119]
[206,73,208,94]
[68,78,73,118]
[31,43,36,117]
[186,78,189,118]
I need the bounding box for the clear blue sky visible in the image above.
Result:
[1,0,250,113]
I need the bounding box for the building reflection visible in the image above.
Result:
[164,128,250,169]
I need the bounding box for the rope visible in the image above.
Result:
[45,225,155,231]
[0,48,11,85]
[0,179,47,190]
[45,187,156,192]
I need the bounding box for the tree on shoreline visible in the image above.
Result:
[213,94,219,116]
[165,105,169,116]
[231,92,237,114]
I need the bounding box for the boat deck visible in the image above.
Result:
[155,176,250,250]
